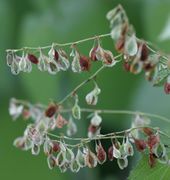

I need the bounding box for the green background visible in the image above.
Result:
[0,0,170,179]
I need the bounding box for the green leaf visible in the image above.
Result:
[128,155,170,180]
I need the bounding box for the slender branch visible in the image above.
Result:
[6,33,111,52]
[57,54,122,105]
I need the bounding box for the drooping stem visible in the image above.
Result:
[6,33,111,52]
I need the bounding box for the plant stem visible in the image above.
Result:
[57,54,122,105]
[6,33,111,52]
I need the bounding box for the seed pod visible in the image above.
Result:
[31,144,40,155]
[85,84,101,105]
[90,112,102,127]
[140,43,149,61]
[89,45,98,61]
[80,55,91,71]
[71,51,82,73]
[45,104,57,118]
[164,82,170,94]
[153,143,166,158]
[143,127,154,136]
[43,138,53,155]
[27,54,39,64]
[108,146,114,161]
[115,37,125,52]
[85,149,98,168]
[70,159,80,173]
[47,155,56,169]
[13,137,26,150]
[56,151,65,167]
[72,97,81,120]
[47,62,60,74]
[117,157,128,170]
[6,51,15,67]
[134,139,147,152]
[64,147,75,163]
[125,34,138,56]
[124,137,134,156]
[52,141,60,153]
[96,142,107,164]
[56,114,68,128]
[88,124,101,138]
[147,134,160,150]
[76,149,86,168]
[66,117,77,137]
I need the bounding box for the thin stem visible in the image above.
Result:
[60,108,170,124]
[6,33,111,52]
[57,54,122,105]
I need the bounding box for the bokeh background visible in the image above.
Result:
[0,0,170,179]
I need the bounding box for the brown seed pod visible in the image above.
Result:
[134,139,147,152]
[164,82,170,94]
[140,43,149,61]
[80,55,91,71]
[45,104,58,118]
[27,54,39,64]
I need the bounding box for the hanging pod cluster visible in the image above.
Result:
[107,4,170,94]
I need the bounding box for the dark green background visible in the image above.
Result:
[0,0,170,179]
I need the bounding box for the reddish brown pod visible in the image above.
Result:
[27,54,39,64]
[45,104,58,118]
[80,55,91,71]
[89,45,98,61]
[164,82,170,94]
[140,43,149,61]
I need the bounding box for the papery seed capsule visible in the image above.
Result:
[43,139,53,155]
[153,143,166,158]
[85,150,98,168]
[102,50,115,67]
[80,55,91,71]
[70,159,80,173]
[45,104,57,118]
[134,139,147,152]
[13,137,26,150]
[115,37,125,52]
[91,112,102,126]
[72,103,81,120]
[47,62,60,74]
[56,152,65,167]
[164,82,170,94]
[124,138,134,156]
[56,114,68,128]
[31,144,40,155]
[66,117,77,137]
[76,149,86,168]
[147,134,160,150]
[140,43,149,61]
[108,146,114,161]
[96,143,107,164]
[117,158,128,170]
[143,127,154,136]
[27,54,39,64]
[54,49,59,62]
[47,155,56,169]
[52,142,60,153]
[7,51,14,67]
[64,147,75,163]
[123,61,131,72]
[89,46,98,61]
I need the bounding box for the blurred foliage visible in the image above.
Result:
[0,0,170,179]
